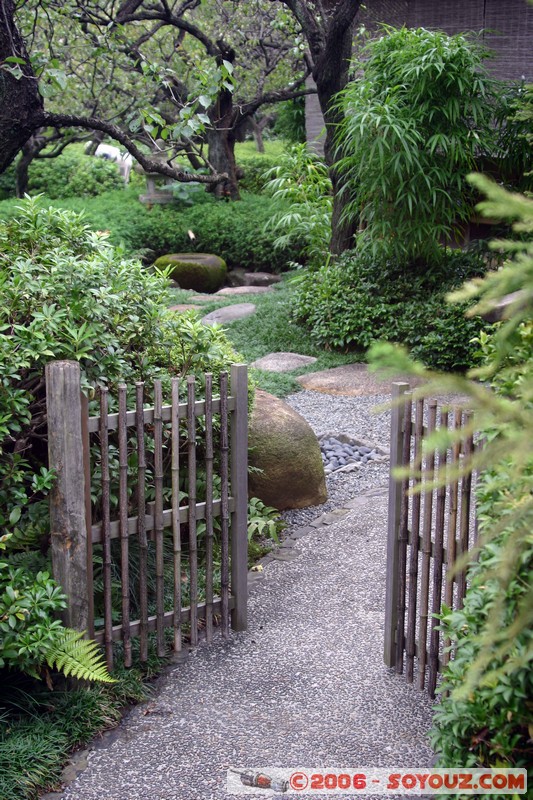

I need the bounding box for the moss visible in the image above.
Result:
[155,252,227,293]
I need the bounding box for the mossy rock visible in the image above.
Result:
[155,252,227,293]
[248,390,327,510]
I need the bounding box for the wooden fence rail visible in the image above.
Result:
[46,360,248,670]
[384,382,477,697]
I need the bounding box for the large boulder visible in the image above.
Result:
[248,390,327,510]
[155,253,227,293]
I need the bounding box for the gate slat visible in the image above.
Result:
[154,380,165,657]
[457,413,474,606]
[136,381,149,663]
[187,376,198,647]
[395,395,412,674]
[171,377,182,652]
[417,398,437,691]
[220,371,230,639]
[205,373,215,644]
[428,408,449,698]
[118,384,131,667]
[405,397,424,682]
[99,388,113,671]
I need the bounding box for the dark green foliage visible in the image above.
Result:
[0,190,298,271]
[182,193,300,272]
[0,657,156,800]
[293,250,493,371]
[0,163,16,200]
[273,96,306,144]
[237,154,280,194]
[0,197,241,682]
[27,150,124,199]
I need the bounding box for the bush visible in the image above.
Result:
[237,154,279,194]
[335,26,497,265]
[293,249,492,370]
[0,190,299,272]
[27,150,124,198]
[0,197,243,678]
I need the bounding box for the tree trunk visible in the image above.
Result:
[16,135,45,197]
[280,0,362,253]
[314,21,359,254]
[207,85,240,200]
[0,1,44,174]
[251,118,265,153]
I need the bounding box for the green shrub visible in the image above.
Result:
[293,249,492,370]
[237,154,279,194]
[0,190,298,272]
[0,196,241,535]
[27,150,124,198]
[273,97,306,144]
[335,26,497,265]
[0,197,243,677]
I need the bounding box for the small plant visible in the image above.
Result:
[263,143,332,266]
[247,497,285,544]
[0,534,112,684]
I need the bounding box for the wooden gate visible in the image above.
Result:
[46,360,248,670]
[384,382,478,697]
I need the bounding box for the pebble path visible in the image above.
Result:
[48,390,435,800]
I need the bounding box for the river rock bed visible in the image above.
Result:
[319,432,389,475]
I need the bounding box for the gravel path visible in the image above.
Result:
[51,390,434,800]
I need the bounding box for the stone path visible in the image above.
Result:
[202,303,257,325]
[50,488,433,800]
[250,353,317,373]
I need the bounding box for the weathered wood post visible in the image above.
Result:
[384,381,409,668]
[230,364,248,631]
[46,360,92,632]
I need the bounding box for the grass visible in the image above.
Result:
[170,275,360,397]
[235,139,287,160]
[0,643,167,800]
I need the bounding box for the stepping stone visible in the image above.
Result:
[251,352,318,373]
[201,303,256,325]
[168,304,199,313]
[243,271,282,287]
[215,287,270,297]
[297,363,420,396]
[190,294,214,302]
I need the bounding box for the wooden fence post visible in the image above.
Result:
[384,381,410,668]
[46,361,90,632]
[230,364,248,631]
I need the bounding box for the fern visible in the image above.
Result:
[44,630,115,684]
